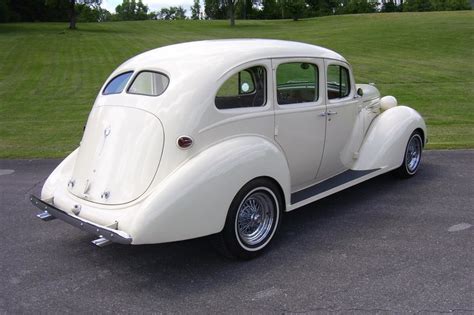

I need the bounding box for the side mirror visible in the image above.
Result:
[357,88,363,97]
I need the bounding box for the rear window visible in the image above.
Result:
[128,71,169,96]
[103,72,133,95]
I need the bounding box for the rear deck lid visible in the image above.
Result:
[69,105,164,205]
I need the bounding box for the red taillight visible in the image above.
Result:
[177,136,193,149]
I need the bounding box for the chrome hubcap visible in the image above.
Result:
[236,190,275,246]
[406,135,421,173]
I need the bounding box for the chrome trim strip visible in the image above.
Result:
[30,195,132,245]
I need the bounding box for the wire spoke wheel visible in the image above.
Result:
[405,133,422,174]
[216,179,282,260]
[236,190,275,247]
[396,131,423,178]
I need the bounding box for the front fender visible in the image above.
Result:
[127,136,290,244]
[353,106,426,171]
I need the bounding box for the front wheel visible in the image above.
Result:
[395,131,423,178]
[216,178,283,260]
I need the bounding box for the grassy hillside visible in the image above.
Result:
[0,11,472,158]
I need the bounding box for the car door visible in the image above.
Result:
[272,58,326,190]
[315,60,360,181]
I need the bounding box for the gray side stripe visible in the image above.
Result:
[291,169,379,204]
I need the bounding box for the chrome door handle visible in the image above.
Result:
[318,112,327,117]
[327,110,338,116]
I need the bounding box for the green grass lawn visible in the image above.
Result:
[0,11,473,158]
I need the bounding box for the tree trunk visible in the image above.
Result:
[69,0,76,29]
[229,3,235,26]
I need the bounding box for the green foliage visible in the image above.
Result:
[115,0,148,20]
[340,0,378,14]
[42,0,101,29]
[76,4,111,22]
[403,0,433,11]
[258,0,340,19]
[158,6,187,20]
[1,0,68,22]
[427,0,470,10]
[381,1,401,12]
[236,0,255,19]
[384,0,469,12]
[203,0,240,25]
[204,0,225,19]
[260,0,281,19]
[0,0,8,22]
[0,12,473,157]
[283,0,307,20]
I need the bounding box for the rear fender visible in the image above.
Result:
[353,106,426,171]
[127,136,290,244]
[41,149,78,201]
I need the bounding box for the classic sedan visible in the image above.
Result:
[31,39,426,259]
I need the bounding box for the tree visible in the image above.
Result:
[403,0,432,11]
[74,0,100,29]
[46,0,100,29]
[203,0,239,25]
[0,0,8,22]
[115,0,149,20]
[76,3,111,22]
[444,0,470,10]
[259,0,280,19]
[191,0,201,19]
[381,0,400,12]
[340,0,377,13]
[221,0,239,26]
[283,0,306,21]
[158,6,187,20]
[236,0,254,19]
[204,0,226,19]
[430,0,470,10]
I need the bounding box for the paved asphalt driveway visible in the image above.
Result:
[0,150,472,314]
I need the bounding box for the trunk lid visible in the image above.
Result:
[69,105,164,205]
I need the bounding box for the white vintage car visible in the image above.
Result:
[32,39,426,259]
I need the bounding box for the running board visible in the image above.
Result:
[291,169,380,205]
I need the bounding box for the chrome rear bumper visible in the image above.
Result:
[30,195,132,245]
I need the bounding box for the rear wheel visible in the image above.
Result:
[396,131,423,178]
[216,178,283,260]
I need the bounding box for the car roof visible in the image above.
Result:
[115,39,347,76]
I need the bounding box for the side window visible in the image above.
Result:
[327,65,351,100]
[128,71,169,96]
[103,71,133,95]
[215,66,266,110]
[276,62,319,105]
